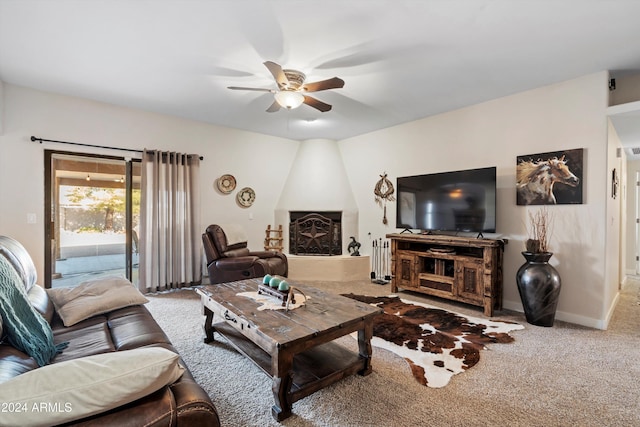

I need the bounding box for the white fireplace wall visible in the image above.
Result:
[275,139,358,255]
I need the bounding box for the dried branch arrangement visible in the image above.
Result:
[526,207,553,253]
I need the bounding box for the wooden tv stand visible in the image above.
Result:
[386,233,505,317]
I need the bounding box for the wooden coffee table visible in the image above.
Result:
[196,279,382,421]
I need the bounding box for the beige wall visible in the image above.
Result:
[0,83,299,281]
[625,159,640,274]
[0,79,4,135]
[340,72,615,329]
[610,73,640,106]
[0,71,624,329]
[605,119,625,322]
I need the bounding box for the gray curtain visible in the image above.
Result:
[139,149,201,293]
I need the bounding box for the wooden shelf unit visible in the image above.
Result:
[387,233,505,317]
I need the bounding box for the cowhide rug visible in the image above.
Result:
[342,294,524,388]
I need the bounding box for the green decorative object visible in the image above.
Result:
[0,256,68,366]
[262,274,272,285]
[278,280,289,292]
[269,277,281,289]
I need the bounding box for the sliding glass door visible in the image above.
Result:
[45,151,140,288]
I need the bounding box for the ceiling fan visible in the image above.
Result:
[228,61,345,113]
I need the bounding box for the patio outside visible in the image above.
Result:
[51,182,139,288]
[52,229,138,288]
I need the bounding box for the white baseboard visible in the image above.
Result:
[502,299,606,330]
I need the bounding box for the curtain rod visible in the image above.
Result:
[30,136,204,161]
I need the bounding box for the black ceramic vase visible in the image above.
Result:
[516,252,561,327]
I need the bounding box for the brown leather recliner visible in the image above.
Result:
[202,224,288,284]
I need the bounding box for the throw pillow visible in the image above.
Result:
[0,256,67,366]
[0,347,184,427]
[219,223,248,246]
[46,276,148,327]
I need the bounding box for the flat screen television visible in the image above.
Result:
[396,166,497,233]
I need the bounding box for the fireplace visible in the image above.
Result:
[289,211,342,256]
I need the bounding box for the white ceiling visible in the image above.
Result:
[2,0,640,142]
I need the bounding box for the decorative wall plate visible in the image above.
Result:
[217,174,236,194]
[236,187,255,207]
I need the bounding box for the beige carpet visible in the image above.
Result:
[146,278,640,427]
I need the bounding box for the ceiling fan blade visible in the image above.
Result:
[302,77,345,92]
[266,100,281,113]
[303,95,332,112]
[227,86,274,92]
[263,61,289,89]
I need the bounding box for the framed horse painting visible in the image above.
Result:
[516,148,583,205]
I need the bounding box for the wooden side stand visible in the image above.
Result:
[264,224,283,252]
[387,233,505,317]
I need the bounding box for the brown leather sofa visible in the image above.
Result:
[0,236,220,427]
[202,224,288,284]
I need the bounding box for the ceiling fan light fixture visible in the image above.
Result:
[274,90,304,109]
